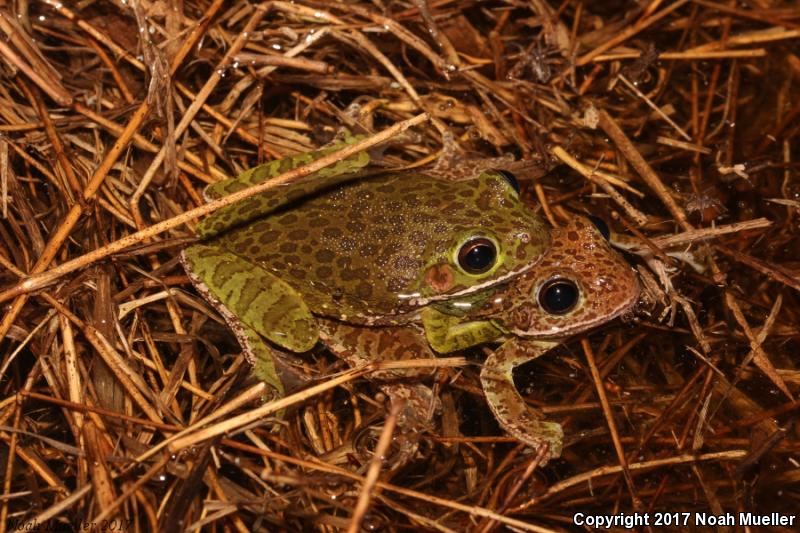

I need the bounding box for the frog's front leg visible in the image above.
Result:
[422,307,504,353]
[480,338,564,462]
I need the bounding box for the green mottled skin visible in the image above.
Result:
[183,136,550,351]
[182,129,637,462]
[320,216,640,462]
[202,171,548,323]
[181,134,551,404]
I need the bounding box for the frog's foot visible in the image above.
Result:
[378,383,438,469]
[317,319,441,468]
[380,383,437,428]
[422,307,504,353]
[480,339,564,462]
[238,322,286,397]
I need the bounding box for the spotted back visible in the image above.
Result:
[208,170,551,323]
[198,140,370,240]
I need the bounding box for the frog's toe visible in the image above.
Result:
[349,384,439,471]
[353,424,420,472]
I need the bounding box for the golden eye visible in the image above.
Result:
[457,237,497,274]
[539,278,579,314]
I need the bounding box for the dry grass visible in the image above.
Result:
[0,1,798,531]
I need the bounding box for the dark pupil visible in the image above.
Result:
[587,215,610,241]
[459,239,496,274]
[497,170,520,195]
[539,280,579,314]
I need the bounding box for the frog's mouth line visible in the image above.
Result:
[405,259,544,309]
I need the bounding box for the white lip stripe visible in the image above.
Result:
[406,260,542,307]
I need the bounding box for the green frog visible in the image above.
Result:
[319,215,640,462]
[181,135,552,397]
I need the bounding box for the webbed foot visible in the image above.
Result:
[317,319,440,468]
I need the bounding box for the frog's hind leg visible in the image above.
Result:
[182,243,318,354]
[196,134,371,239]
[235,322,286,397]
[203,132,370,200]
[181,271,287,397]
[480,339,564,462]
[317,319,440,427]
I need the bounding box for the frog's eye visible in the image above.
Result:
[587,215,610,241]
[457,237,497,274]
[495,170,520,195]
[538,278,579,314]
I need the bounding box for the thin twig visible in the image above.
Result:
[0,113,429,305]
